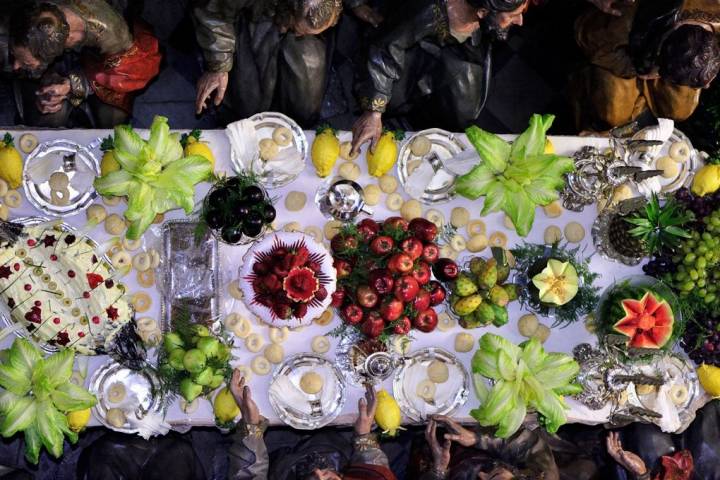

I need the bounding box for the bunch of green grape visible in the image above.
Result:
[669,210,720,306]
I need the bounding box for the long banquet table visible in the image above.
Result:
[1,127,708,431]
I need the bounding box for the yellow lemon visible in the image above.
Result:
[67,408,92,432]
[691,164,720,197]
[100,150,120,176]
[544,139,555,154]
[698,363,720,397]
[213,387,240,424]
[0,134,23,189]
[184,131,215,168]
[374,389,404,437]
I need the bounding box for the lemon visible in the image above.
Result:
[691,164,720,197]
[213,387,240,423]
[100,150,120,176]
[67,408,92,432]
[184,133,215,168]
[544,139,555,154]
[698,363,720,397]
[0,134,23,189]
[374,389,404,437]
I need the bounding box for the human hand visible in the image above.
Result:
[195,71,229,114]
[425,418,452,472]
[606,432,648,476]
[433,415,478,447]
[354,383,378,435]
[350,111,383,156]
[230,369,261,425]
[352,5,383,28]
[36,79,71,114]
[587,0,634,16]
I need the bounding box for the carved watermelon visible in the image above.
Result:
[283,267,319,303]
[613,291,674,349]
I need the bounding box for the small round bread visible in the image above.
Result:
[136,317,157,332]
[425,209,445,228]
[503,215,515,231]
[324,220,342,240]
[4,190,21,208]
[488,231,508,248]
[245,333,264,353]
[532,324,551,343]
[670,384,689,405]
[0,179,8,197]
[132,252,151,272]
[226,313,252,338]
[437,312,457,332]
[543,200,563,218]
[228,280,244,300]
[131,292,152,313]
[467,220,486,237]
[48,171,70,190]
[427,360,449,384]
[264,343,284,364]
[251,355,272,376]
[106,408,127,428]
[416,379,436,401]
[518,314,539,337]
[450,207,470,228]
[105,214,126,235]
[564,222,586,243]
[439,244,458,260]
[137,269,155,288]
[363,184,381,206]
[259,138,279,160]
[467,234,488,253]
[299,372,324,395]
[656,156,679,179]
[18,133,38,154]
[311,335,331,354]
[611,184,634,204]
[669,141,691,162]
[107,382,127,403]
[180,398,200,414]
[407,159,422,175]
[378,174,398,194]
[400,199,422,220]
[148,249,161,269]
[284,191,307,212]
[339,141,359,161]
[111,251,131,269]
[140,329,162,347]
[450,234,466,252]
[283,221,301,232]
[544,225,563,244]
[338,162,361,181]
[269,327,289,344]
[314,310,333,326]
[304,226,322,243]
[454,333,474,353]
[272,127,293,147]
[50,188,70,206]
[410,136,432,157]
[102,195,122,206]
[386,193,403,211]
[122,237,142,251]
[86,204,107,224]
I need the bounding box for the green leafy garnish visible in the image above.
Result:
[625,193,693,255]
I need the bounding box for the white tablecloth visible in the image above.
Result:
[2,127,702,430]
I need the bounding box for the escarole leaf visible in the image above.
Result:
[472,349,501,380]
[23,423,41,465]
[473,373,491,404]
[481,181,506,216]
[114,124,145,158]
[50,382,97,413]
[0,363,31,396]
[35,401,64,458]
[456,163,497,199]
[37,349,74,389]
[0,396,36,437]
[147,115,170,158]
[7,339,40,378]
[466,126,510,174]
[495,399,526,439]
[501,180,536,237]
[94,170,135,197]
[0,389,20,414]
[510,114,554,161]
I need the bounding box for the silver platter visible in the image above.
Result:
[231,112,308,189]
[268,353,346,430]
[88,360,164,434]
[22,139,99,217]
[393,347,469,422]
[397,129,467,205]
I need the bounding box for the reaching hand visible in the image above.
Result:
[350,111,383,157]
[230,369,261,425]
[587,0,634,16]
[354,383,378,435]
[425,418,452,473]
[352,5,384,28]
[433,415,477,447]
[606,432,648,476]
[36,79,71,114]
[195,71,229,114]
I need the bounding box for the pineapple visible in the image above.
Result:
[609,213,646,258]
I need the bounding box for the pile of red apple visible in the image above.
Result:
[330,217,458,339]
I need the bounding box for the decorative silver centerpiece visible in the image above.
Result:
[315,178,373,222]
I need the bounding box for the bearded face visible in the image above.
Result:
[478,0,528,41]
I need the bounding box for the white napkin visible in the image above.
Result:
[269,367,337,415]
[405,160,435,199]
[26,154,62,184]
[403,362,463,418]
[443,149,481,177]
[637,118,674,159]
[134,410,171,440]
[225,119,304,177]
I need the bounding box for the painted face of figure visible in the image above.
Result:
[10,45,47,79]
[478,466,515,480]
[312,469,343,480]
[293,8,341,36]
[480,2,527,41]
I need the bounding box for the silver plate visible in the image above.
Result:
[231,112,308,189]
[88,360,164,434]
[22,140,99,217]
[269,353,346,430]
[160,220,220,332]
[393,347,469,422]
[397,129,467,205]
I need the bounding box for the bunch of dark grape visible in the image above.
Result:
[674,188,720,227]
[680,316,720,366]
[642,254,674,278]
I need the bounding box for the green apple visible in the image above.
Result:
[179,378,203,403]
[168,348,186,370]
[193,367,214,386]
[163,332,184,352]
[208,374,224,389]
[196,336,220,359]
[183,349,207,374]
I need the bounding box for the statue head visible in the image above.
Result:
[10,2,68,79]
[659,24,720,89]
[467,0,528,41]
[275,0,343,36]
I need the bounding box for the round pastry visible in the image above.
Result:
[416,379,436,401]
[437,312,457,332]
[132,252,151,272]
[410,136,432,157]
[251,355,272,375]
[656,155,679,179]
[488,232,508,248]
[669,141,691,163]
[544,225,563,244]
[314,310,333,326]
[148,249,161,269]
[363,184,381,206]
[400,199,422,220]
[102,196,122,206]
[228,280,244,300]
[518,314,539,337]
[245,333,264,353]
[386,193,403,211]
[105,214,126,236]
[285,191,307,212]
[259,138,279,160]
[107,382,127,403]
[324,220,342,240]
[283,221,301,232]
[269,327,289,344]
[304,226,322,243]
[378,175,398,194]
[0,179,8,197]
[407,159,422,175]
[234,365,253,382]
[450,234,466,252]
[425,209,445,228]
[450,207,470,228]
[111,251,131,270]
[532,324,551,343]
[48,171,70,190]
[264,343,284,364]
[86,204,107,224]
[106,408,127,428]
[338,162,361,181]
[454,333,474,353]
[339,141,359,161]
[564,222,586,243]
[18,133,38,154]
[611,184,633,204]
[4,190,21,208]
[122,237,142,251]
[226,313,252,338]
[543,200,563,218]
[272,127,293,147]
[137,269,155,288]
[299,372,324,395]
[131,292,152,313]
[467,220,486,237]
[670,384,689,405]
[467,234,488,253]
[427,360,449,384]
[311,335,330,353]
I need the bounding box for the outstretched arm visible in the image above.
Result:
[350,384,389,467]
[228,370,269,480]
[607,432,649,479]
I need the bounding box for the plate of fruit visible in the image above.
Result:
[240,232,336,328]
[331,217,452,339]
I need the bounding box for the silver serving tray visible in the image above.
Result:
[269,353,346,430]
[22,139,99,217]
[160,220,220,331]
[231,111,308,189]
[397,129,467,205]
[88,360,164,434]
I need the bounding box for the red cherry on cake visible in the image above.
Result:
[34,300,41,306]
[68,270,76,278]
[82,291,90,299]
[27,239,36,247]
[53,317,60,324]
[50,254,58,261]
[13,263,20,271]
[77,331,85,337]
[91,316,100,324]
[23,284,31,291]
